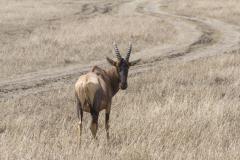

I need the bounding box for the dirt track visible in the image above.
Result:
[1,0,240,100]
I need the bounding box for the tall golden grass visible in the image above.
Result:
[1,51,240,159]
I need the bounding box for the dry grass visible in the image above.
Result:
[0,0,175,79]
[161,0,240,25]
[1,51,240,159]
[1,0,240,159]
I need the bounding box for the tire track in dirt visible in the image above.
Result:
[1,0,240,100]
[141,1,240,61]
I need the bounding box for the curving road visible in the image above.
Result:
[0,0,240,100]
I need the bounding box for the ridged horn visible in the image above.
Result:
[125,42,132,62]
[113,42,122,61]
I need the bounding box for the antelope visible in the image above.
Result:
[74,42,140,141]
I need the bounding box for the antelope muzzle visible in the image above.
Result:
[120,82,128,90]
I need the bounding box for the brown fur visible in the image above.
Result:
[75,66,120,111]
[74,43,140,141]
[75,65,120,140]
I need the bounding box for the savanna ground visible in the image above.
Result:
[1,0,240,159]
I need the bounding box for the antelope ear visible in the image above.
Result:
[106,57,117,66]
[129,59,141,66]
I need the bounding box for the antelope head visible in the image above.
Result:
[106,42,141,90]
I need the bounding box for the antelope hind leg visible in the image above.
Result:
[90,111,99,139]
[76,98,83,144]
[78,121,82,144]
[90,122,98,139]
[105,109,110,140]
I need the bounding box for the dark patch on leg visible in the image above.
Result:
[90,108,99,138]
[89,89,102,139]
[83,86,104,139]
[105,112,110,139]
[92,89,102,111]
[105,113,110,123]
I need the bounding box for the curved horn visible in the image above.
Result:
[125,42,132,62]
[113,42,122,61]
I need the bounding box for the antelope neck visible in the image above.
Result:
[106,67,120,96]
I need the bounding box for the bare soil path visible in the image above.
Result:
[1,0,240,100]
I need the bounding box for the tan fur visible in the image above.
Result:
[75,67,115,112]
[75,65,120,140]
[75,72,102,112]
[74,49,139,141]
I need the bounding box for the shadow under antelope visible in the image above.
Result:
[74,42,140,141]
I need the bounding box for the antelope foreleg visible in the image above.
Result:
[105,111,110,140]
[77,121,82,144]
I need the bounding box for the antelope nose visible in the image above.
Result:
[121,83,128,90]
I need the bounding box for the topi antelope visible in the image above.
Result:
[75,42,140,141]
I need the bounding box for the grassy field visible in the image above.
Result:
[1,51,240,159]
[0,0,175,79]
[1,0,240,159]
